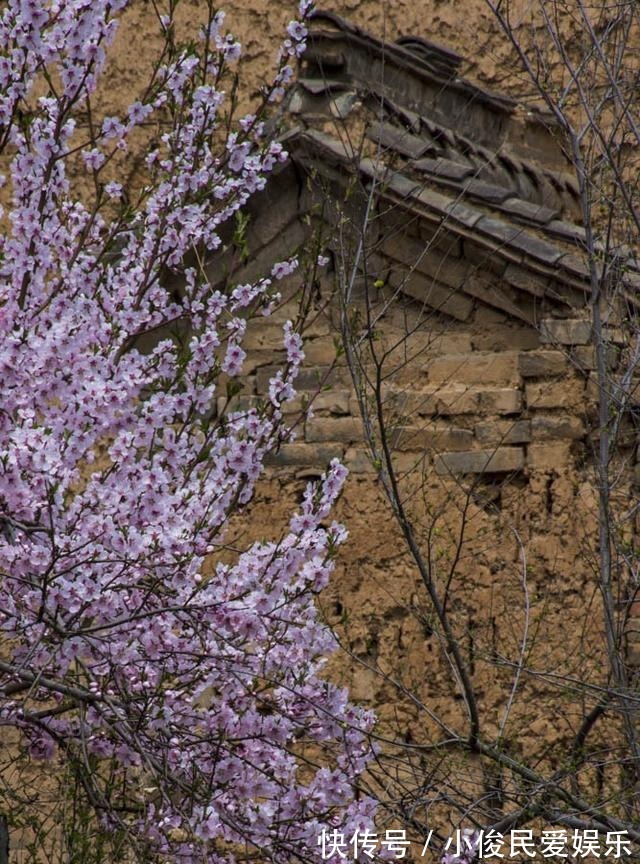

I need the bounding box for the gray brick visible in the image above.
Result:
[381,231,467,289]
[266,443,343,467]
[526,442,572,470]
[548,220,587,243]
[531,415,585,440]
[518,350,567,378]
[426,351,520,386]
[540,318,591,345]
[475,420,531,445]
[393,425,474,452]
[525,379,583,409]
[479,388,523,414]
[344,447,377,473]
[434,447,524,475]
[256,364,349,393]
[306,417,363,443]
[572,345,619,371]
[311,389,351,415]
[477,217,564,264]
[558,253,591,281]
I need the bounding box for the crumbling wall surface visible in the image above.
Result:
[107,0,515,100]
[244,459,611,756]
[229,230,634,755]
[99,0,563,127]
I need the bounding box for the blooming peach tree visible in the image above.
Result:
[0,1,375,860]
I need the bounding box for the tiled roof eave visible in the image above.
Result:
[293,128,597,298]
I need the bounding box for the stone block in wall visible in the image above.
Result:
[391,452,429,476]
[311,389,351,415]
[302,313,333,338]
[265,443,344,467]
[571,345,619,372]
[479,388,523,414]
[518,350,567,378]
[372,328,472,366]
[540,318,591,345]
[602,326,626,346]
[526,441,573,470]
[472,329,540,351]
[354,387,421,419]
[429,332,473,354]
[525,379,584,410]
[242,324,288,351]
[473,304,508,326]
[227,221,308,287]
[434,447,524,475]
[302,338,344,365]
[393,425,474,452]
[215,371,256,406]
[217,395,261,416]
[306,417,363,443]
[425,351,520,386]
[256,364,350,393]
[415,385,523,416]
[462,239,509,275]
[244,350,285,375]
[475,419,531,445]
[344,447,377,473]
[416,386,480,415]
[626,634,640,667]
[531,415,585,440]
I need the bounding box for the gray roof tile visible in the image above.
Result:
[413,157,474,182]
[412,185,456,215]
[512,233,567,265]
[463,179,512,205]
[557,253,593,280]
[366,121,432,160]
[443,200,484,229]
[386,172,426,200]
[499,198,559,225]
[476,217,565,264]
[547,220,586,244]
[301,129,354,162]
